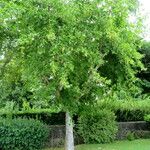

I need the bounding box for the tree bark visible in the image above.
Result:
[65,111,74,150]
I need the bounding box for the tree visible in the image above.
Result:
[138,41,150,94]
[0,0,143,150]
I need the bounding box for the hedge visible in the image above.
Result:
[0,118,49,150]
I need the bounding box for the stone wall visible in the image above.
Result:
[116,121,149,139]
[46,125,83,147]
[46,121,150,147]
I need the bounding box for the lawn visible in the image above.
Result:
[45,139,150,150]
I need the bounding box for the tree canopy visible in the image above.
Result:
[0,0,144,111]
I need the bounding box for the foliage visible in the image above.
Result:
[0,109,65,125]
[138,41,150,94]
[0,1,145,148]
[0,0,144,113]
[1,98,150,124]
[98,98,150,121]
[140,42,150,72]
[0,118,49,150]
[115,109,146,122]
[126,132,135,141]
[78,109,117,144]
[144,114,150,122]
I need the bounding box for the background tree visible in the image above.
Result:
[0,0,143,150]
[138,41,150,95]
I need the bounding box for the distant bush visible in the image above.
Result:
[78,109,118,144]
[98,99,150,121]
[115,109,146,122]
[0,118,49,150]
[0,109,65,125]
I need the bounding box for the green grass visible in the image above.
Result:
[45,139,150,150]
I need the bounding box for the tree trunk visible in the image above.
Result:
[65,111,74,150]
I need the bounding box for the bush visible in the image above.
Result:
[0,118,49,150]
[144,114,150,122]
[0,109,65,125]
[78,109,118,144]
[126,131,135,141]
[115,109,146,122]
[98,99,150,122]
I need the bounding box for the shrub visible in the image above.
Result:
[144,114,150,122]
[98,99,150,122]
[78,109,118,144]
[126,131,135,141]
[0,109,65,125]
[0,118,49,150]
[115,109,146,122]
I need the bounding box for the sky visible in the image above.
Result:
[139,0,150,41]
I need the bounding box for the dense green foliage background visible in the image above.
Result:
[138,42,150,94]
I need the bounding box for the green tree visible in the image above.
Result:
[0,0,143,149]
[139,41,150,94]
